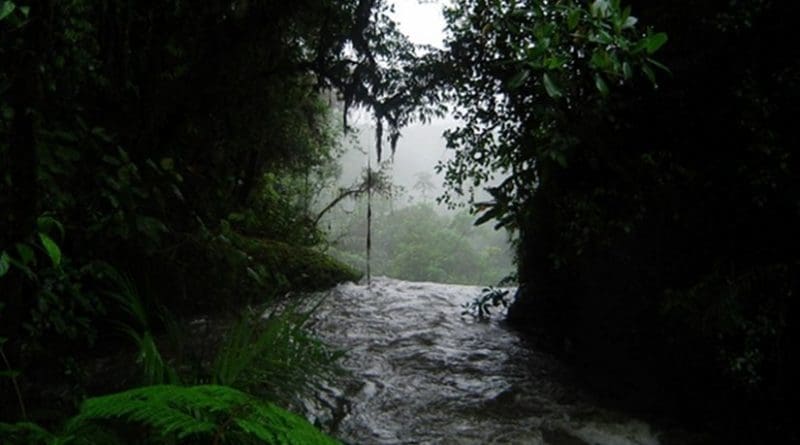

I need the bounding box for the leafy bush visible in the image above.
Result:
[462,288,511,321]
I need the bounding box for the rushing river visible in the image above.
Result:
[303,277,661,445]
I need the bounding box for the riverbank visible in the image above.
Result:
[507,285,798,445]
[0,232,359,443]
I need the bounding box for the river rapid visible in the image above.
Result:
[303,277,662,445]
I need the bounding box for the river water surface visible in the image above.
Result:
[304,277,662,445]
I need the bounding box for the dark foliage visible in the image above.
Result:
[0,0,402,434]
[434,0,798,441]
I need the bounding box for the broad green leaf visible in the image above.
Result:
[246,267,265,286]
[567,8,581,30]
[507,70,529,90]
[594,73,610,96]
[641,32,668,54]
[0,251,9,277]
[542,73,562,98]
[590,50,611,70]
[590,0,609,18]
[545,56,564,69]
[0,2,15,21]
[622,15,638,29]
[39,233,62,267]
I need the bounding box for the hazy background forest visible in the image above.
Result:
[317,123,515,286]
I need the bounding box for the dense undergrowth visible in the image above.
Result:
[0,0,398,442]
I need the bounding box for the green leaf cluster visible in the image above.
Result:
[436,0,669,221]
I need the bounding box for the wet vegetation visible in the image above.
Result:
[436,1,798,442]
[324,198,514,286]
[1,0,798,443]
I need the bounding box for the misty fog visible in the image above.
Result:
[316,120,516,286]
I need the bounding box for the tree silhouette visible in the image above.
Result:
[413,171,436,202]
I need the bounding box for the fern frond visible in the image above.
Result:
[69,384,341,445]
[212,305,343,404]
[0,421,57,444]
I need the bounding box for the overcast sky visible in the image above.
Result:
[390,0,447,48]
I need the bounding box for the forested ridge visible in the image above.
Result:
[1,0,798,443]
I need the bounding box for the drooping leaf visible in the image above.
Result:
[647,57,672,74]
[594,73,610,96]
[622,15,638,29]
[622,61,633,80]
[38,233,62,267]
[507,70,529,90]
[542,73,563,98]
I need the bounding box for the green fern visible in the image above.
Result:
[105,270,180,385]
[213,302,344,404]
[0,422,58,444]
[67,384,341,445]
